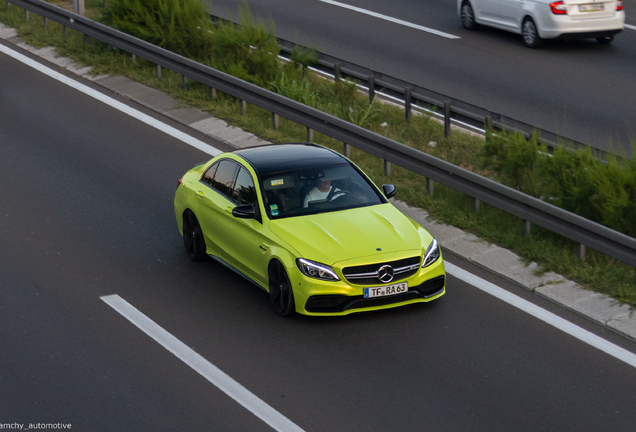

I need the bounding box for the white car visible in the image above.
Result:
[458,0,625,47]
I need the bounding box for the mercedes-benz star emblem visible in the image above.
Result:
[377,265,394,283]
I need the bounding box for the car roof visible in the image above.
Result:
[233,143,348,176]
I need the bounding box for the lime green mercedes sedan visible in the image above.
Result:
[174,143,445,316]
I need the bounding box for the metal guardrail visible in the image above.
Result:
[6,0,636,275]
[210,14,614,161]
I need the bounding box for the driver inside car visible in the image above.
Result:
[303,179,345,208]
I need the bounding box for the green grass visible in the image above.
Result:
[2,0,635,306]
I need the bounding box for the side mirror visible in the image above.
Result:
[382,184,397,199]
[232,204,256,219]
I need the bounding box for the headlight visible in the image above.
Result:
[296,258,340,281]
[422,239,440,268]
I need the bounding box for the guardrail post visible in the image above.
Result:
[473,198,480,212]
[272,113,279,130]
[44,17,48,28]
[72,0,85,16]
[131,53,136,62]
[368,75,375,104]
[83,34,90,44]
[63,25,68,35]
[343,143,350,158]
[210,87,217,99]
[444,100,451,138]
[307,128,314,142]
[485,115,493,131]
[577,244,586,261]
[384,160,391,177]
[426,178,434,195]
[182,76,188,90]
[405,87,412,121]
[6,2,9,11]
[523,220,531,237]
[241,100,247,115]
[156,65,161,79]
[25,9,29,21]
[334,63,341,82]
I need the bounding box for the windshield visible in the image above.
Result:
[260,163,385,219]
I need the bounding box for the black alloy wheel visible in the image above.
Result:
[596,35,614,44]
[182,211,207,262]
[522,17,543,48]
[269,262,296,317]
[461,1,478,30]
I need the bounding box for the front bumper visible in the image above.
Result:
[305,276,445,313]
[290,256,446,316]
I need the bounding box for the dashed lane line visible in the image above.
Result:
[101,294,305,432]
[317,0,461,40]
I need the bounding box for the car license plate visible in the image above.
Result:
[579,3,605,12]
[364,282,408,298]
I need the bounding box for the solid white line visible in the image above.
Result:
[317,0,460,40]
[626,24,636,31]
[100,294,305,432]
[445,262,636,369]
[0,44,222,157]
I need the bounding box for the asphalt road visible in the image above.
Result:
[2,42,636,431]
[206,0,636,155]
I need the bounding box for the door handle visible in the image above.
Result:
[225,206,233,214]
[259,244,268,253]
[196,190,204,199]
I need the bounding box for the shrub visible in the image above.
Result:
[103,0,214,59]
[207,6,281,88]
[481,129,636,237]
[482,128,542,197]
[541,145,636,237]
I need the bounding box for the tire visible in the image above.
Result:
[268,261,296,317]
[182,210,207,262]
[461,1,478,30]
[596,35,614,44]
[522,17,543,48]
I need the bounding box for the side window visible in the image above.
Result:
[233,167,257,205]
[201,162,218,186]
[210,160,239,198]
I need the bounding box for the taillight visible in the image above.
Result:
[177,177,183,190]
[617,0,623,11]
[550,1,567,14]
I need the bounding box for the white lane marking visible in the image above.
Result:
[0,44,221,157]
[445,262,636,369]
[626,24,636,31]
[317,0,460,40]
[100,294,305,432]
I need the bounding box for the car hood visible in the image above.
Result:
[269,204,428,265]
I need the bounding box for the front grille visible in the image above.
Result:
[304,275,445,313]
[342,256,421,285]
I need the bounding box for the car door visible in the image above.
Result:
[473,0,504,25]
[195,158,239,263]
[498,0,526,31]
[222,166,271,287]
